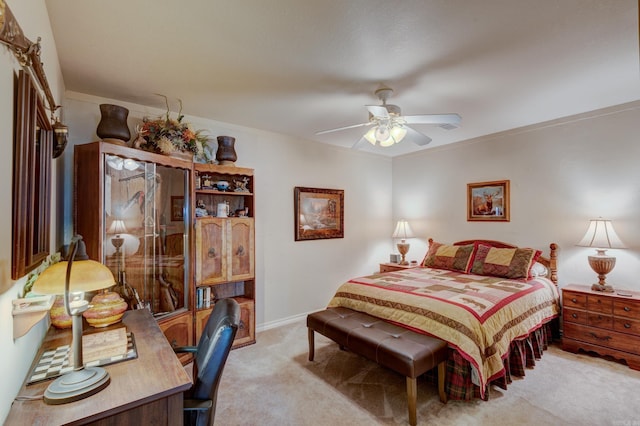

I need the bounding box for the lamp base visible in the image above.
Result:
[591,283,615,293]
[43,367,110,405]
[397,242,410,266]
[587,252,616,292]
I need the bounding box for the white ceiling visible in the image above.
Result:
[44,0,639,157]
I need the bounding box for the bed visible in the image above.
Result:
[327,239,560,400]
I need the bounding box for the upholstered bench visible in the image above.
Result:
[307,307,448,426]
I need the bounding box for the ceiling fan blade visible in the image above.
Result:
[315,122,372,135]
[351,137,367,150]
[365,105,390,119]
[405,126,432,146]
[404,113,461,126]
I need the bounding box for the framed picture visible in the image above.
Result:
[294,187,344,241]
[171,196,184,221]
[467,180,510,222]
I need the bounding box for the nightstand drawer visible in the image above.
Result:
[587,295,613,313]
[563,291,587,309]
[613,317,640,335]
[563,322,640,354]
[563,307,586,325]
[587,312,612,329]
[614,299,640,318]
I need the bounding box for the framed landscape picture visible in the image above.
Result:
[294,187,344,241]
[467,180,510,222]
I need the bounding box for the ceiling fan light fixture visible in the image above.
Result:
[374,124,391,142]
[390,125,407,143]
[379,135,396,147]
[364,127,377,145]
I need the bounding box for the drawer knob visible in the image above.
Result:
[624,323,631,329]
[208,248,217,258]
[624,306,631,312]
[571,298,577,303]
[571,313,578,319]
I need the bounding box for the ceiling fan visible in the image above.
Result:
[316,86,461,148]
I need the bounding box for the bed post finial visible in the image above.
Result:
[549,243,558,285]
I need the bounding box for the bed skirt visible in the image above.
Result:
[428,319,558,401]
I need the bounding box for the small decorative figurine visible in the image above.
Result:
[195,199,208,217]
[234,177,250,193]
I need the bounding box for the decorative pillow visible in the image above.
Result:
[530,261,548,277]
[422,242,475,273]
[470,243,541,280]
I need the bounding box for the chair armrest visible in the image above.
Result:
[183,398,213,411]
[173,346,198,354]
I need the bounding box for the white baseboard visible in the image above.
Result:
[256,311,312,333]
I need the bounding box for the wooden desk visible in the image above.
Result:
[6,309,192,425]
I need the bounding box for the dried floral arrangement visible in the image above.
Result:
[136,94,211,160]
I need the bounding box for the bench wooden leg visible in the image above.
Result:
[407,362,446,426]
[308,328,315,361]
[406,377,417,426]
[438,361,447,404]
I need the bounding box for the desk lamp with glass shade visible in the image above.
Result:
[576,218,626,293]
[32,235,115,405]
[392,220,414,265]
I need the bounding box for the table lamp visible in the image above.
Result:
[392,220,414,265]
[108,219,127,282]
[32,235,115,405]
[576,218,626,292]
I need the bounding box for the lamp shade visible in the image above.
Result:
[108,219,127,235]
[392,220,414,240]
[576,218,626,249]
[32,260,115,295]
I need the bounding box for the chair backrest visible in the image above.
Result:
[189,298,240,425]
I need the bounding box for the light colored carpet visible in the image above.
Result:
[215,318,640,425]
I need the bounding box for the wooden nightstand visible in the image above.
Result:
[379,262,419,273]
[562,284,640,370]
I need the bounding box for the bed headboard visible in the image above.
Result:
[427,238,558,285]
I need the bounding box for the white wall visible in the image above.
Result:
[60,92,394,329]
[0,0,65,422]
[393,102,640,292]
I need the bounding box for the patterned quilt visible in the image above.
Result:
[328,267,560,393]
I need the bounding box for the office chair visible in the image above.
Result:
[174,297,240,426]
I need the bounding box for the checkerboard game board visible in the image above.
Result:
[27,332,137,385]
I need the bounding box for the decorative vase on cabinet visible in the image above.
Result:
[96,104,131,144]
[215,136,237,165]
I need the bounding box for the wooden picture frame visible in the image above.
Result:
[294,187,344,241]
[467,180,510,222]
[12,70,52,280]
[171,196,184,221]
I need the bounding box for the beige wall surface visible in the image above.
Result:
[393,102,640,292]
[0,0,65,422]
